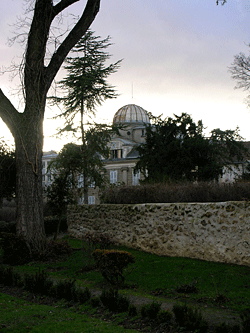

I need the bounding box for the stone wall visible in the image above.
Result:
[67,201,250,266]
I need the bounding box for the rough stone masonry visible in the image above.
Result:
[68,201,250,266]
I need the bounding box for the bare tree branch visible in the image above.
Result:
[52,0,80,18]
[45,0,100,87]
[0,89,21,136]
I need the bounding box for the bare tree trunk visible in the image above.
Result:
[15,113,46,252]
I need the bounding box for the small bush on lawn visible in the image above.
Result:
[140,301,162,320]
[100,289,130,313]
[0,232,30,265]
[23,269,53,295]
[93,249,135,284]
[51,279,76,301]
[157,309,173,324]
[75,287,91,304]
[81,232,114,269]
[172,303,208,333]
[214,322,241,333]
[128,304,138,317]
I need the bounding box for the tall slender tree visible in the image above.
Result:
[50,30,121,203]
[0,0,100,253]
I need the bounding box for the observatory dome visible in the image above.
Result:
[113,104,150,125]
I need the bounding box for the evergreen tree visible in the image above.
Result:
[135,113,246,183]
[50,30,121,203]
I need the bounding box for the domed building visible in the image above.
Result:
[98,104,150,198]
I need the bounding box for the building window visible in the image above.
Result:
[110,170,117,184]
[42,175,45,187]
[88,196,95,205]
[77,174,84,188]
[132,170,140,185]
[110,149,123,159]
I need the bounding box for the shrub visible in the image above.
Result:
[81,232,114,269]
[214,322,241,333]
[75,287,91,304]
[101,182,250,204]
[140,301,162,320]
[90,296,101,308]
[45,239,72,258]
[92,249,135,284]
[172,303,208,333]
[23,269,53,295]
[0,232,30,265]
[157,309,173,324]
[51,279,76,301]
[100,289,130,313]
[128,304,138,317]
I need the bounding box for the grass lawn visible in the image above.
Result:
[0,293,140,333]
[13,236,250,313]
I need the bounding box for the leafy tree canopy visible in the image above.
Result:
[135,113,246,183]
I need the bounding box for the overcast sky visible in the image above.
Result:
[1,0,250,151]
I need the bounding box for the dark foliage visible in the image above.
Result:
[44,216,68,235]
[0,232,30,265]
[241,308,250,333]
[140,301,162,320]
[0,221,16,234]
[81,231,114,269]
[0,139,16,206]
[214,322,241,333]
[23,269,53,295]
[175,280,199,294]
[128,304,138,317]
[100,288,130,313]
[157,309,173,324]
[51,279,76,301]
[101,181,250,204]
[90,296,101,307]
[74,287,91,304]
[93,249,135,284]
[45,239,72,257]
[172,303,208,333]
[135,113,246,183]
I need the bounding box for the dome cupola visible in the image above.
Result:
[113,104,150,125]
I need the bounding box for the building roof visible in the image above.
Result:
[113,104,150,125]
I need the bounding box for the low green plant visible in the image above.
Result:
[157,309,173,324]
[140,301,162,320]
[172,303,208,333]
[175,279,199,294]
[93,249,135,284]
[100,288,130,313]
